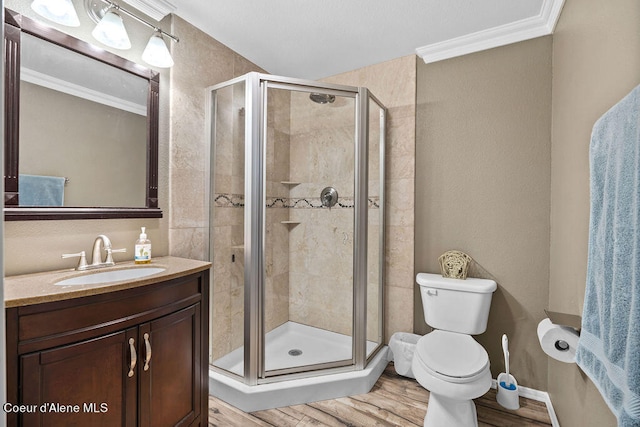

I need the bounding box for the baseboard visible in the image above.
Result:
[491,379,560,427]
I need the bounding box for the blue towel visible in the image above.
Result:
[18,174,65,206]
[575,84,640,427]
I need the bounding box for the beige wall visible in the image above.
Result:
[323,55,417,341]
[549,0,640,425]
[415,37,553,390]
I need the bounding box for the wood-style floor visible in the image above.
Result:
[208,364,553,426]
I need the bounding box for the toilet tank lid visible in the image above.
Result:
[416,273,497,293]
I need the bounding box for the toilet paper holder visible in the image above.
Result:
[538,310,581,362]
[544,309,582,351]
[544,309,582,334]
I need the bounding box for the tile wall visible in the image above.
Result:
[322,55,417,340]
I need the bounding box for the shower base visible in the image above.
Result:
[209,321,390,412]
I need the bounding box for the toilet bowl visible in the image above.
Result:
[413,273,497,427]
[412,330,492,427]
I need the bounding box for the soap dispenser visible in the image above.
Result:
[135,227,152,264]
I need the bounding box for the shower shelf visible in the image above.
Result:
[280,181,301,186]
[280,221,300,225]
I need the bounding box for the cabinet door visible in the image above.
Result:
[20,328,138,427]
[139,304,201,427]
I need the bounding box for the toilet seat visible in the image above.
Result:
[414,330,489,384]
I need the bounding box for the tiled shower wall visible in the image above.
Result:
[264,89,292,333]
[287,92,357,337]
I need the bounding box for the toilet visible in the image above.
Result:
[411,273,497,427]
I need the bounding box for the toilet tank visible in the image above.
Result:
[416,273,497,335]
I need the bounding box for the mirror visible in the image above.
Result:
[4,9,162,220]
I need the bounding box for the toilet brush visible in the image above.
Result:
[501,335,514,389]
[496,334,520,410]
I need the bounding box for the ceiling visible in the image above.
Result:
[172,0,562,80]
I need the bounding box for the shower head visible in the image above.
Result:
[309,93,335,104]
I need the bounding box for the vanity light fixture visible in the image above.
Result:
[86,0,179,67]
[91,6,131,49]
[31,0,80,27]
[142,30,174,68]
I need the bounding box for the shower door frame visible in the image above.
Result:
[208,72,386,386]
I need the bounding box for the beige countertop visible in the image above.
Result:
[4,256,211,308]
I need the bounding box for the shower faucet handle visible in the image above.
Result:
[321,187,338,208]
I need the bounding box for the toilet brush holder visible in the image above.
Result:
[496,373,520,410]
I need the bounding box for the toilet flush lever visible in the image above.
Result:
[426,288,438,296]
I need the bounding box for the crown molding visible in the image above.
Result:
[416,0,565,64]
[22,67,147,116]
[122,0,176,21]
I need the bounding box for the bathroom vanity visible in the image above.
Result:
[4,256,210,427]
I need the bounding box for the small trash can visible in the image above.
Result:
[389,332,421,379]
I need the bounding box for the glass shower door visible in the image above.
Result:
[262,82,357,376]
[209,77,247,378]
[366,92,386,360]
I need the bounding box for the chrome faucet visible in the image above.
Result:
[62,234,127,271]
[91,234,112,266]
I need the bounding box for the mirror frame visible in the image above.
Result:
[3,9,162,220]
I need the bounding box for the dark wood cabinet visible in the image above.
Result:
[140,304,201,427]
[20,328,137,427]
[5,269,210,427]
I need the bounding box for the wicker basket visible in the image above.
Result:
[438,250,473,279]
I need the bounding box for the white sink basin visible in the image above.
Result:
[55,267,166,286]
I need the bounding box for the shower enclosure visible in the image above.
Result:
[207,73,386,411]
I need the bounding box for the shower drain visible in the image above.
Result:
[288,349,303,356]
